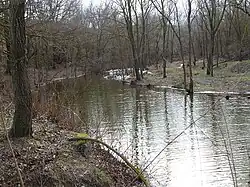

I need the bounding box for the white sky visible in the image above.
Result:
[82,0,102,7]
[82,0,188,13]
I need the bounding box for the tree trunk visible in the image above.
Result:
[162,24,167,78]
[170,29,174,63]
[216,34,219,67]
[191,39,197,66]
[139,1,147,79]
[122,0,141,81]
[5,38,12,75]
[201,23,206,69]
[207,34,215,76]
[161,0,167,78]
[10,0,32,137]
[3,3,12,75]
[187,0,193,94]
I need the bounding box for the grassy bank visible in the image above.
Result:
[134,60,250,94]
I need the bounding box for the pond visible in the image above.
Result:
[37,77,250,187]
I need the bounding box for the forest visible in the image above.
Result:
[0,0,250,187]
[1,0,250,89]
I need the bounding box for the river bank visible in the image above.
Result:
[0,67,146,187]
[0,114,145,187]
[117,60,250,95]
[0,60,249,186]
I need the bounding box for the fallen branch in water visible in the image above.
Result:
[68,137,150,187]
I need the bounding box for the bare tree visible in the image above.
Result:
[230,0,250,16]
[159,0,170,78]
[198,0,227,76]
[187,0,193,94]
[119,0,141,80]
[151,0,187,91]
[137,0,151,78]
[9,0,32,137]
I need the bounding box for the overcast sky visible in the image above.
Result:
[82,0,102,7]
[82,0,188,12]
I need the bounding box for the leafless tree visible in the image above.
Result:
[230,0,250,16]
[151,0,187,90]
[198,0,227,76]
[119,0,141,80]
[9,0,32,137]
[187,0,193,94]
[159,0,170,78]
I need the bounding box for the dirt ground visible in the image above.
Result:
[0,115,144,187]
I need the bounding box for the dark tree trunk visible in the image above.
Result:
[187,0,193,94]
[3,2,12,75]
[191,39,197,66]
[207,34,215,76]
[170,29,174,63]
[9,0,32,137]
[122,0,141,81]
[162,26,167,78]
[5,39,12,75]
[161,0,167,78]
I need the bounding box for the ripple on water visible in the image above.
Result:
[46,79,250,187]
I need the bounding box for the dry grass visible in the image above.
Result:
[144,60,250,93]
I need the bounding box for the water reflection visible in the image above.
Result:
[37,77,250,187]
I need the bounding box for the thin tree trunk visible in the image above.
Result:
[170,29,174,63]
[203,29,208,69]
[139,1,147,79]
[123,0,141,81]
[10,0,32,137]
[191,39,197,66]
[161,0,167,78]
[187,0,193,94]
[216,34,219,67]
[207,34,215,76]
[162,27,167,78]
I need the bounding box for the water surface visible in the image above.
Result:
[39,77,250,187]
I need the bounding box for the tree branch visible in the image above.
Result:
[68,137,150,187]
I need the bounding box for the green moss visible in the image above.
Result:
[230,75,250,81]
[93,168,113,187]
[134,166,149,186]
[74,133,89,145]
